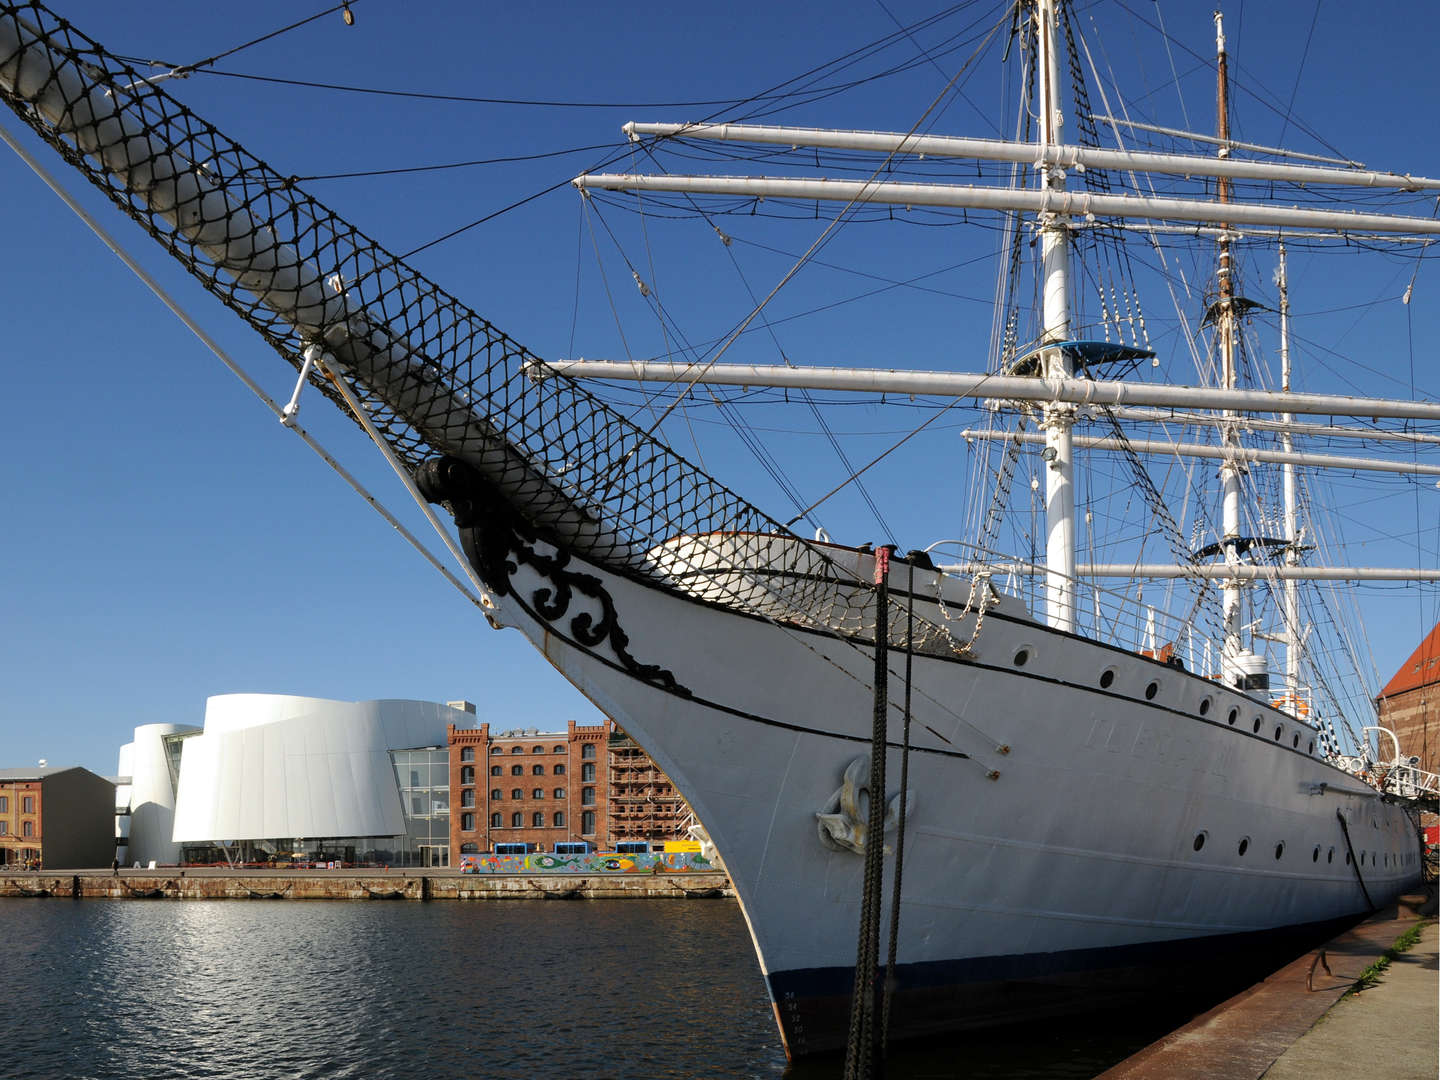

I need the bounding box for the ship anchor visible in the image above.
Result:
[816,755,915,855]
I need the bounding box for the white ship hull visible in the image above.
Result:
[469,515,1419,1057]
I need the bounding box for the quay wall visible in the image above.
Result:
[0,869,733,901]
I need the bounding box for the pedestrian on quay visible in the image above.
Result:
[111,856,120,877]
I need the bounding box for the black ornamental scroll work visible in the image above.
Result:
[415,457,689,698]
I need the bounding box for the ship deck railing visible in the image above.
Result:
[935,543,1221,672]
[1380,763,1440,809]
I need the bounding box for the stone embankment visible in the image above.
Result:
[0,868,733,901]
[1097,891,1437,1080]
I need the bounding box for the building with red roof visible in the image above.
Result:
[1376,621,1440,842]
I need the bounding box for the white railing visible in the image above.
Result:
[1381,762,1440,802]
[1338,728,1440,806]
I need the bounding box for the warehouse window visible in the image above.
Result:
[582,787,595,806]
[460,747,475,762]
[553,812,565,827]
[532,812,544,827]
[582,744,596,760]
[461,813,474,832]
[510,813,522,828]
[582,811,595,835]
[490,813,501,828]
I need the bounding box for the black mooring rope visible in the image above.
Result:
[1336,808,1377,912]
[843,545,895,1080]
[881,560,917,1052]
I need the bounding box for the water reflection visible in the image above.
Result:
[2,899,784,1080]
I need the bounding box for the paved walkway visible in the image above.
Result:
[1096,894,1437,1080]
[1263,920,1437,1080]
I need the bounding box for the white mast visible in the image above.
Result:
[1214,11,1248,681]
[1279,243,1303,711]
[1036,0,1077,633]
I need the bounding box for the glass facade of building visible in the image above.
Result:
[392,748,450,867]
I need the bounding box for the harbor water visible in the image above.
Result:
[0,897,1235,1079]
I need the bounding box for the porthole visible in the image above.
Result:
[1308,740,1315,753]
[1238,836,1250,856]
[1274,842,1285,860]
[1193,831,1207,852]
[1345,851,1352,865]
[1198,697,1212,716]
[1291,733,1300,748]
[1252,717,1262,733]
[1359,852,1365,866]
[1273,725,1283,741]
[1327,848,1334,864]
[1144,681,1159,701]
[1312,846,1321,863]
[1227,708,1238,726]
[1099,668,1115,689]
[1013,648,1030,667]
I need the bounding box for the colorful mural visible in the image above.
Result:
[458,851,715,874]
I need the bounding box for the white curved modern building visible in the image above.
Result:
[116,722,201,866]
[158,695,474,866]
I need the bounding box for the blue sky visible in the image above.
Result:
[2,0,1437,775]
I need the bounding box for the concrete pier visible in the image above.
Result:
[0,867,733,901]
[1097,893,1437,1080]
[1263,919,1436,1080]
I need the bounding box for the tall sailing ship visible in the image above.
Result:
[2,0,1434,1058]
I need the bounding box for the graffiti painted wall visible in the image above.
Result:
[458,851,716,874]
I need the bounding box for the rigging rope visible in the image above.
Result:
[0,115,490,613]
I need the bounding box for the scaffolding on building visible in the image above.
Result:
[608,731,693,842]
